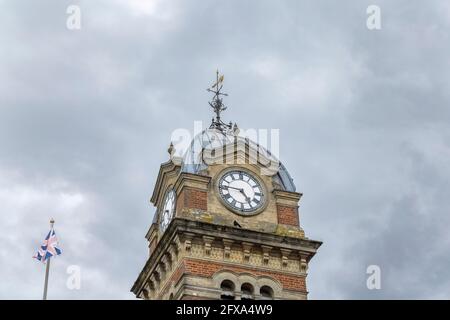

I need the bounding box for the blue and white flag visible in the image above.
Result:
[33,228,62,263]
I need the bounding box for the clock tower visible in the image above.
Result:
[131,72,322,300]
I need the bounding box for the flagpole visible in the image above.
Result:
[43,218,54,300]
[43,256,50,300]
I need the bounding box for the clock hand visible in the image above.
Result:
[238,188,252,203]
[221,186,242,191]
[221,185,248,196]
[221,186,252,202]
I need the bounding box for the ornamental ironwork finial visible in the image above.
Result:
[207,70,236,133]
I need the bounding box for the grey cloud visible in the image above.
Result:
[0,0,449,299]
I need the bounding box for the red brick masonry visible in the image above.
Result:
[180,258,307,292]
[177,188,208,212]
[276,204,299,227]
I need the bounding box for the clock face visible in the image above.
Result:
[218,170,265,214]
[160,189,176,232]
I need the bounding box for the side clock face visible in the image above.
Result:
[160,189,176,232]
[218,170,265,214]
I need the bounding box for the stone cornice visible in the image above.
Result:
[150,160,181,206]
[176,219,321,251]
[145,223,157,241]
[272,189,302,205]
[173,172,211,195]
[131,217,322,296]
[131,223,181,295]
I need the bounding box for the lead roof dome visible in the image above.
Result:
[180,128,296,192]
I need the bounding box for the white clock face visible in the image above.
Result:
[160,189,176,232]
[218,170,265,214]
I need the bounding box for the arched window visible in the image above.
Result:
[260,285,274,299]
[240,283,254,300]
[220,280,235,300]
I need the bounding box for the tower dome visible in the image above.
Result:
[180,128,297,192]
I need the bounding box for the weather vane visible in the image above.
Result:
[207,70,238,134]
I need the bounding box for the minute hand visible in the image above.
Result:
[223,186,244,192]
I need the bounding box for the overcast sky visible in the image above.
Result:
[1,0,449,299]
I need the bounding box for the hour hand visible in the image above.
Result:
[238,189,251,203]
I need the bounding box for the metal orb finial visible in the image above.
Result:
[167,142,175,158]
[233,123,240,135]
